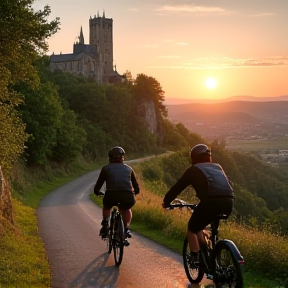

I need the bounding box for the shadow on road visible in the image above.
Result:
[69,252,119,288]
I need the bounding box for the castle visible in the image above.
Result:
[49,11,123,84]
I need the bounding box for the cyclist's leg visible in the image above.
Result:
[118,191,135,238]
[120,209,132,231]
[100,193,114,237]
[187,202,214,263]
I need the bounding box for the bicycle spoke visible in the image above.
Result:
[182,237,205,283]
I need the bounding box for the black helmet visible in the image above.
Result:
[108,146,125,159]
[190,144,211,159]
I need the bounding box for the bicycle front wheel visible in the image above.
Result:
[214,242,244,288]
[107,227,113,254]
[113,216,124,266]
[182,237,205,283]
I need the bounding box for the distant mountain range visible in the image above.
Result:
[164,95,288,105]
[166,98,288,138]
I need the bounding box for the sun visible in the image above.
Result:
[205,77,217,89]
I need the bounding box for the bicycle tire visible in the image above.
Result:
[113,214,124,266]
[107,210,115,254]
[107,227,113,254]
[182,237,205,283]
[214,242,244,288]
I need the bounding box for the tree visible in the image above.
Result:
[18,81,63,165]
[133,73,167,117]
[0,0,60,171]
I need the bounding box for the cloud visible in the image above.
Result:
[147,56,288,69]
[155,4,226,14]
[228,57,288,67]
[249,12,275,17]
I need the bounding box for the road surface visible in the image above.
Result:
[37,168,213,288]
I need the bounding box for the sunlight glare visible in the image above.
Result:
[205,77,217,89]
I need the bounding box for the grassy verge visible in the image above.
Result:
[1,159,287,288]
[0,161,101,288]
[91,180,287,288]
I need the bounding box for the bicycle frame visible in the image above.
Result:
[107,206,125,266]
[167,199,244,287]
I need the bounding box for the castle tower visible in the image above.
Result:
[89,11,113,75]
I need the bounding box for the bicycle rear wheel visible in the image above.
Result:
[214,242,244,288]
[182,237,205,283]
[113,215,124,266]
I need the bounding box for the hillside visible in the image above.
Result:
[164,95,288,105]
[166,100,288,139]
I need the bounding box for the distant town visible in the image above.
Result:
[167,99,288,165]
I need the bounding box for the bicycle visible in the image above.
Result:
[167,199,244,288]
[98,192,127,266]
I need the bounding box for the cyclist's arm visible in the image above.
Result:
[131,170,140,195]
[163,168,193,207]
[94,168,106,195]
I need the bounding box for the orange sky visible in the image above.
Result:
[33,0,288,99]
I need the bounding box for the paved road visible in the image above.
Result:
[37,168,213,288]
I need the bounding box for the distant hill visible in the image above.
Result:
[164,95,288,105]
[166,100,288,138]
[167,100,288,123]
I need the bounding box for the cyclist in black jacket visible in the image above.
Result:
[94,146,140,241]
[162,144,234,264]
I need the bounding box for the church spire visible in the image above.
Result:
[79,26,84,44]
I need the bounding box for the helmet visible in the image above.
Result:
[108,146,125,159]
[190,144,211,160]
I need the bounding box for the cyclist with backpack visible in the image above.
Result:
[162,144,234,264]
[94,146,140,244]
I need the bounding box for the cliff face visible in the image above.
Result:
[137,99,163,143]
[138,99,157,134]
[0,166,14,225]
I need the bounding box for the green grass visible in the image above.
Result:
[0,161,102,288]
[2,159,287,288]
[226,138,288,152]
[0,200,50,288]
[91,175,288,288]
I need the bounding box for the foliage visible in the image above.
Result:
[0,103,27,171]
[131,164,288,286]
[0,0,60,172]
[132,73,167,117]
[135,146,288,235]
[0,200,50,287]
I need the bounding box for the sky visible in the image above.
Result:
[33,0,288,100]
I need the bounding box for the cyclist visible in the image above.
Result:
[162,144,234,264]
[94,146,140,244]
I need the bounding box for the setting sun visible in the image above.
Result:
[205,77,217,89]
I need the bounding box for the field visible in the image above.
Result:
[226,138,288,152]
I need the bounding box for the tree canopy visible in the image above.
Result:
[0,0,60,171]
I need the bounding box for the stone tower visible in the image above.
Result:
[89,11,113,75]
